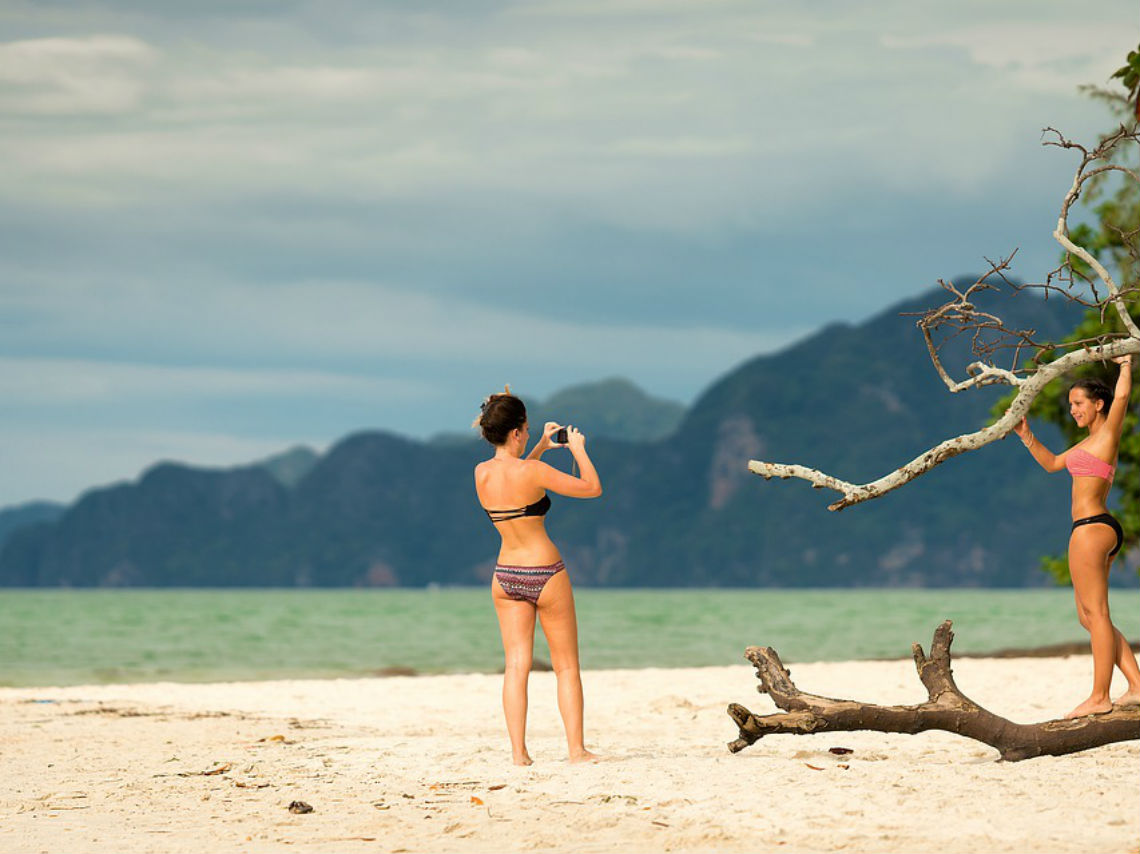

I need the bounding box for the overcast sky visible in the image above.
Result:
[0,0,1135,506]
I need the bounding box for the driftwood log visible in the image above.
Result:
[727,621,1140,761]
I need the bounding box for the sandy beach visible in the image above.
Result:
[2,655,1137,854]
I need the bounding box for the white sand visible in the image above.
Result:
[1,656,1136,854]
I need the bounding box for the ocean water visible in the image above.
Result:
[2,588,1138,688]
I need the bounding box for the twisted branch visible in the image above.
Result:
[727,621,1140,761]
[749,128,1139,511]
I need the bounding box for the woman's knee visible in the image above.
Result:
[552,659,581,681]
[1081,605,1111,630]
[503,654,533,676]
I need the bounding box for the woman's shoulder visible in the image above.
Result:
[475,457,534,477]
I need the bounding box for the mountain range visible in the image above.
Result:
[4,286,1132,588]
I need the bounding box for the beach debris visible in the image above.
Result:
[234,780,271,789]
[36,792,90,811]
[828,747,854,755]
[802,763,824,771]
[286,717,329,730]
[593,794,638,805]
[488,784,507,791]
[728,621,1140,762]
[71,705,150,717]
[372,802,391,810]
[470,796,484,805]
[287,800,314,814]
[178,762,232,777]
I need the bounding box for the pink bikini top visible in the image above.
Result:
[1065,448,1115,483]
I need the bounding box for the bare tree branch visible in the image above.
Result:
[750,337,1137,510]
[749,128,1139,511]
[1045,126,1140,340]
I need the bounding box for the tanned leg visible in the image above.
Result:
[1067,525,1118,718]
[1106,554,1140,705]
[536,570,598,763]
[492,579,537,765]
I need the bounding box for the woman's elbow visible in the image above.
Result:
[587,483,603,498]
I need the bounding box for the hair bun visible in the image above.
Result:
[475,387,526,445]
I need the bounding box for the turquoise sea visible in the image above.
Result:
[2,588,1138,688]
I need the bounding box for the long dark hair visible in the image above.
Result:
[476,389,527,446]
[1069,377,1112,415]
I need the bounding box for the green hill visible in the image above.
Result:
[3,287,1125,589]
[528,377,684,441]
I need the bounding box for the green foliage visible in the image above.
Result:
[1109,45,1140,111]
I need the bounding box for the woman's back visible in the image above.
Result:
[475,458,560,564]
[476,457,543,508]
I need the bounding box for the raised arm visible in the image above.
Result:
[1014,417,1066,473]
[1105,355,1133,441]
[526,422,560,461]
[532,426,602,498]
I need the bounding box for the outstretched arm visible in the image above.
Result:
[1014,417,1066,473]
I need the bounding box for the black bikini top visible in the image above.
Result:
[484,494,551,523]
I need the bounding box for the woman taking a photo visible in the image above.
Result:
[473,388,602,764]
[1015,355,1140,718]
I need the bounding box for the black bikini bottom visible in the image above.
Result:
[1071,513,1124,557]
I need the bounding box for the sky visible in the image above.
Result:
[0,0,1136,507]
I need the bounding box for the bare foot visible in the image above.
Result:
[1065,697,1113,719]
[569,749,601,764]
[512,751,533,766]
[1112,688,1140,707]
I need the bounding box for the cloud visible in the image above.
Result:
[0,35,157,115]
[0,358,424,407]
[881,22,1133,96]
[2,3,1126,231]
[0,0,1135,506]
[0,273,800,386]
[608,136,754,158]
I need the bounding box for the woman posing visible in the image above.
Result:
[1015,355,1140,718]
[473,389,603,764]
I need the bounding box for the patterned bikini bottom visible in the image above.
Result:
[493,560,566,605]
